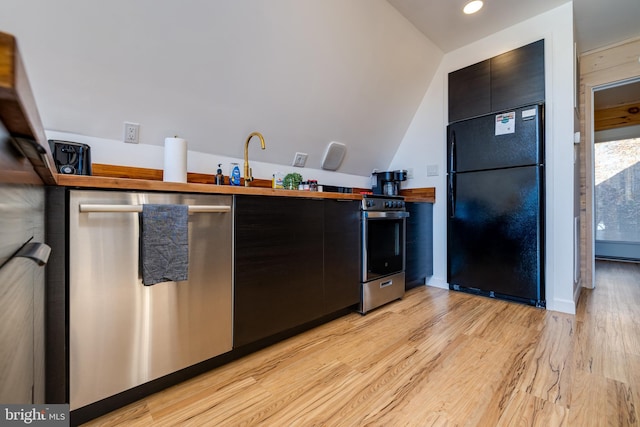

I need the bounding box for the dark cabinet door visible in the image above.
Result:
[324,200,360,312]
[448,39,544,123]
[405,202,433,289]
[491,39,545,112]
[234,196,324,347]
[448,60,491,123]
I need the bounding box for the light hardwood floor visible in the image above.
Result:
[83,260,640,426]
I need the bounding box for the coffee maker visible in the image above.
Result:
[49,140,92,175]
[371,170,407,196]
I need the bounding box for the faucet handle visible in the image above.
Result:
[245,167,254,186]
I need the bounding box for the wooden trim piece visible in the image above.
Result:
[400,187,436,203]
[92,164,163,181]
[91,163,273,187]
[0,31,56,185]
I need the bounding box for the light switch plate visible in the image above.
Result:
[292,152,308,167]
[426,164,439,176]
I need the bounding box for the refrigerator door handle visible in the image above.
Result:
[449,173,456,218]
[449,131,456,173]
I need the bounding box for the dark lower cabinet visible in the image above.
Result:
[234,196,360,347]
[324,200,360,312]
[234,196,325,347]
[405,202,433,289]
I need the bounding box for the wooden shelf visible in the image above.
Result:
[0,31,57,185]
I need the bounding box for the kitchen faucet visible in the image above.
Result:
[244,131,266,186]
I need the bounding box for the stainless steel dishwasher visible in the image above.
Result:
[68,190,233,410]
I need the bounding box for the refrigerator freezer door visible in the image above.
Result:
[447,166,544,303]
[447,104,543,173]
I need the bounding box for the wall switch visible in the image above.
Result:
[426,164,439,176]
[124,122,139,144]
[406,168,414,179]
[292,152,308,167]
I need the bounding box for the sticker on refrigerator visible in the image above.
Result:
[522,108,537,120]
[495,112,515,136]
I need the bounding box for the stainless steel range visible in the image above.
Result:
[359,195,409,314]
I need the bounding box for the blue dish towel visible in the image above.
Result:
[140,204,189,285]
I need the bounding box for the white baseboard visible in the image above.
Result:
[548,297,576,315]
[426,276,448,289]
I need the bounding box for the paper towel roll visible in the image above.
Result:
[163,137,187,183]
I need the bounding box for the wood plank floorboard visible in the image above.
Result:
[82,260,640,426]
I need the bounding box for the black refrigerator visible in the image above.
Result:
[447,103,545,307]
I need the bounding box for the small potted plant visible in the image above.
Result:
[282,172,303,190]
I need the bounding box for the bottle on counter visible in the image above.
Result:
[230,163,241,186]
[272,171,284,189]
[215,164,224,185]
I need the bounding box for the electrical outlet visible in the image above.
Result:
[124,122,139,144]
[406,168,414,179]
[426,164,439,176]
[292,152,308,167]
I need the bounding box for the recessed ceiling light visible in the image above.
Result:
[463,0,483,14]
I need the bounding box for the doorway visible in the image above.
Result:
[593,80,640,261]
[579,37,640,289]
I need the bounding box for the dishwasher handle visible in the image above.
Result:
[79,204,231,213]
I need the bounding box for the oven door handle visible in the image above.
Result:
[363,211,410,219]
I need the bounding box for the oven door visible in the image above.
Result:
[362,211,408,282]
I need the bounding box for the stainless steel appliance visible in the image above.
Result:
[371,170,407,196]
[359,195,409,313]
[48,140,92,175]
[447,103,545,307]
[68,190,233,410]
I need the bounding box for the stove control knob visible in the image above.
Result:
[367,200,375,208]
[385,201,392,208]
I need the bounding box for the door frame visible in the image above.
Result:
[579,37,640,288]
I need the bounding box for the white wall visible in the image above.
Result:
[0,0,442,177]
[390,2,577,313]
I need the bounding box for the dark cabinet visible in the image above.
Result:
[448,39,544,123]
[323,200,360,312]
[405,202,433,290]
[490,40,545,112]
[448,60,491,123]
[234,196,360,348]
[234,196,325,347]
